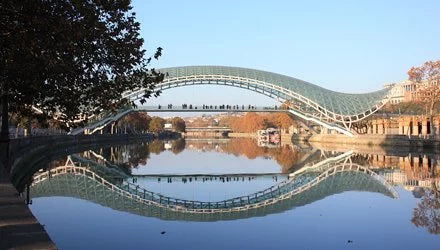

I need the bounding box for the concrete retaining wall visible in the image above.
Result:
[308,134,440,149]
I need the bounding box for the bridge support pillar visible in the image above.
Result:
[421,117,429,135]
[377,120,384,134]
[412,117,419,136]
[111,123,115,135]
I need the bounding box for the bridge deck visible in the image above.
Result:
[133,105,285,113]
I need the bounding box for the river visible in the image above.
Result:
[27,138,440,250]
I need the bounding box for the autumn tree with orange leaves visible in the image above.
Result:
[220,113,296,133]
[408,60,440,116]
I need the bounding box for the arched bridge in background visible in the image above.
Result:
[70,66,394,137]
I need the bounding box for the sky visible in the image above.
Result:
[131,0,440,108]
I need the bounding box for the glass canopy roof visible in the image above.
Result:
[159,66,390,117]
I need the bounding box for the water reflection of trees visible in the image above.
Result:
[412,188,440,234]
[108,143,150,169]
[189,138,307,173]
[412,167,440,235]
[149,140,165,154]
[171,139,186,155]
[98,139,185,170]
[93,138,306,173]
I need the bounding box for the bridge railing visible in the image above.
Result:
[119,173,305,210]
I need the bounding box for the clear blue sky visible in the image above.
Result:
[132,0,439,107]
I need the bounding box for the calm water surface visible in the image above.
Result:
[27,138,440,250]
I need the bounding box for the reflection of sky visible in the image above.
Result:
[30,186,440,250]
[131,150,282,175]
[133,175,288,201]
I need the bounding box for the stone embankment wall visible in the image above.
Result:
[358,115,440,136]
[312,115,440,148]
[309,134,440,149]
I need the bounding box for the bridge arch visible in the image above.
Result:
[30,154,398,221]
[31,163,397,221]
[123,66,392,128]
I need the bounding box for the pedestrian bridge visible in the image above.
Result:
[70,66,394,136]
[30,153,398,221]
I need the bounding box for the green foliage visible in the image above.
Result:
[148,116,165,134]
[0,0,163,127]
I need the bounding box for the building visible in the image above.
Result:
[384,83,405,104]
[384,80,417,104]
[164,123,173,130]
[385,78,439,104]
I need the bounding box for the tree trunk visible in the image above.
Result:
[431,164,439,198]
[27,120,32,137]
[430,98,435,116]
[429,99,435,137]
[1,82,9,142]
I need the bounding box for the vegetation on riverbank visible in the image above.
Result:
[186,113,296,133]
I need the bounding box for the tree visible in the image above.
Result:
[171,117,186,132]
[118,112,151,133]
[219,113,295,133]
[148,117,165,134]
[408,60,440,116]
[271,113,295,129]
[0,0,164,139]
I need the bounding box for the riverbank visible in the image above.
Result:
[307,134,440,149]
[0,167,56,249]
[1,133,156,249]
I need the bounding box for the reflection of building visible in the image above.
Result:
[164,142,172,150]
[381,170,440,191]
[164,123,173,130]
[257,128,280,148]
[359,153,440,190]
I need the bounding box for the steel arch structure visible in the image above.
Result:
[123,66,392,130]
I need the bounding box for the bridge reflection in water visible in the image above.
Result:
[30,152,398,222]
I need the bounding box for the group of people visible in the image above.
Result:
[154,175,287,183]
[156,104,282,110]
